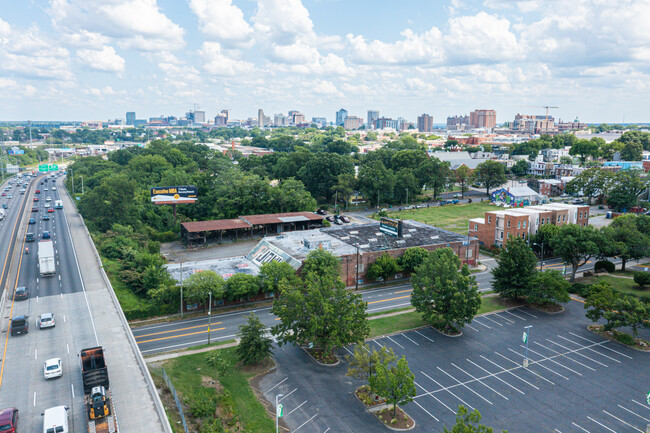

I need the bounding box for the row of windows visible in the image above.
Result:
[500,231,528,240]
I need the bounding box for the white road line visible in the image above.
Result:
[322,428,330,433]
[493,313,515,324]
[63,315,66,323]
[266,377,288,393]
[534,342,595,371]
[481,315,503,327]
[557,335,622,363]
[465,323,479,331]
[286,400,308,417]
[414,330,434,343]
[568,332,633,359]
[507,347,570,380]
[505,310,525,320]
[71,384,75,399]
[587,416,617,432]
[58,275,61,280]
[293,413,318,433]
[386,335,405,349]
[66,344,69,354]
[451,363,508,400]
[491,353,548,388]
[437,366,492,405]
[555,430,563,433]
[603,410,643,432]
[520,345,582,376]
[35,349,37,360]
[466,358,524,395]
[517,309,538,318]
[420,371,474,411]
[139,333,239,354]
[343,347,354,356]
[372,339,383,348]
[414,381,455,414]
[60,293,63,298]
[368,302,412,313]
[632,400,650,412]
[571,422,591,432]
[412,399,440,421]
[33,392,36,407]
[361,344,371,353]
[472,319,492,329]
[625,403,650,421]
[36,296,39,303]
[278,388,297,402]
[400,333,419,346]
[545,339,607,367]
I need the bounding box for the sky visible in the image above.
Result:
[1,0,649,124]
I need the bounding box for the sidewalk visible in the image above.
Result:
[60,182,171,433]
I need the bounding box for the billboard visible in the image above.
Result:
[150,185,197,205]
[7,148,24,155]
[379,217,403,237]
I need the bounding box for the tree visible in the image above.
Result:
[331,173,357,210]
[394,168,421,204]
[205,350,229,377]
[410,248,481,332]
[473,160,507,196]
[510,160,528,177]
[455,165,471,198]
[271,273,369,354]
[368,357,416,418]
[258,260,298,295]
[236,313,273,366]
[585,283,649,336]
[346,343,396,381]
[301,248,341,281]
[297,153,354,200]
[606,170,648,211]
[357,160,396,206]
[417,157,451,198]
[444,406,507,433]
[365,253,401,284]
[491,237,538,299]
[550,224,604,282]
[527,270,570,306]
[569,139,600,163]
[620,141,643,161]
[225,273,260,304]
[605,215,650,271]
[183,271,226,310]
[399,247,429,274]
[564,168,611,203]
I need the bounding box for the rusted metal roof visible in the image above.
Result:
[181,219,251,233]
[240,212,324,225]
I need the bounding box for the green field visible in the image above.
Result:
[580,275,650,298]
[374,201,495,234]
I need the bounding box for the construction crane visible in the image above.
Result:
[524,105,558,121]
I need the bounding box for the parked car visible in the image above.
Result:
[43,358,63,379]
[39,313,56,329]
[10,316,29,336]
[326,216,334,222]
[0,407,19,433]
[316,209,327,215]
[404,205,414,210]
[14,287,29,301]
[339,215,350,223]
[333,218,343,225]
[453,193,461,198]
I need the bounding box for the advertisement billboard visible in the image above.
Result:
[150,185,197,205]
[7,148,24,155]
[379,217,402,237]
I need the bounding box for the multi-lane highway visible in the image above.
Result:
[0,172,99,432]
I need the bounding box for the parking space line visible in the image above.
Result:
[491,353,548,387]
[400,333,419,346]
[438,366,492,405]
[557,335,622,363]
[517,309,538,318]
[507,348,570,380]
[587,416,617,432]
[619,404,650,422]
[286,400,308,417]
[293,413,318,432]
[493,313,515,324]
[545,339,608,367]
[534,342,596,371]
[519,345,582,376]
[481,315,504,326]
[466,359,524,395]
[386,335,405,349]
[322,428,330,433]
[414,330,434,343]
[415,381,455,414]
[278,388,297,402]
[568,332,633,359]
[451,363,508,400]
[412,399,440,422]
[504,310,526,320]
[343,347,354,356]
[372,339,383,348]
[465,323,479,331]
[420,371,475,411]
[472,319,492,329]
[632,399,650,412]
[571,422,591,432]
[267,377,287,392]
[603,410,643,432]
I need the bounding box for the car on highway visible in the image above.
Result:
[19,189,25,195]
[0,407,19,433]
[29,218,36,224]
[48,207,54,213]
[39,313,56,329]
[14,287,29,301]
[35,189,40,194]
[1,204,7,209]
[52,186,57,190]
[46,196,52,201]
[10,316,28,336]
[1,192,5,196]
[31,207,38,212]
[41,231,51,239]
[25,233,35,242]
[33,197,39,202]
[44,187,48,191]
[42,214,50,221]
[6,195,11,199]
[43,358,62,379]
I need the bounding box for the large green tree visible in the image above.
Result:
[357,161,396,206]
[410,248,481,332]
[365,253,401,284]
[455,165,472,198]
[473,160,507,196]
[491,237,538,299]
[224,273,260,304]
[368,357,416,418]
[550,224,605,282]
[527,270,570,307]
[605,170,648,211]
[417,157,451,198]
[620,141,643,161]
[585,283,650,336]
[258,260,298,295]
[236,313,273,366]
[444,406,507,433]
[569,138,601,163]
[399,247,429,274]
[346,344,396,382]
[183,270,226,310]
[604,215,650,271]
[564,167,611,203]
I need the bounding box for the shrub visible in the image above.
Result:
[633,272,650,287]
[184,388,217,418]
[614,331,635,346]
[594,260,615,273]
[571,283,592,297]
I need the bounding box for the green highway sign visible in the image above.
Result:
[522,331,528,344]
[646,391,650,405]
[39,164,48,172]
[277,404,284,418]
[39,164,59,172]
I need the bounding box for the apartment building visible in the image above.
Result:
[470,203,590,247]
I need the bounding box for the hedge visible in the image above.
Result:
[594,260,615,273]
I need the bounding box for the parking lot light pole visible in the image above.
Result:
[532,242,544,270]
[523,325,532,368]
[207,292,212,345]
[275,393,284,433]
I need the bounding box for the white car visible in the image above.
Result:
[39,313,55,328]
[44,187,49,191]
[44,358,62,379]
[46,197,52,202]
[52,186,57,190]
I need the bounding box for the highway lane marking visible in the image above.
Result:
[66,344,69,354]
[33,392,36,407]
[134,306,273,331]
[35,349,37,360]
[137,327,226,344]
[134,322,223,339]
[71,384,75,399]
[394,289,413,294]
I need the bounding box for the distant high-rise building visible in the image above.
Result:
[374,117,399,130]
[447,115,470,131]
[274,113,287,126]
[470,109,496,129]
[221,109,230,123]
[344,116,363,130]
[336,108,348,126]
[417,114,433,133]
[126,112,136,126]
[292,112,305,125]
[194,111,205,123]
[258,109,264,127]
[367,110,379,128]
[214,113,228,126]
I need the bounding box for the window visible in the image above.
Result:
[507,220,510,228]
[517,221,521,229]
[580,211,583,219]
[523,221,527,229]
[467,248,473,258]
[474,224,478,231]
[546,217,550,224]
[500,232,503,239]
[507,232,510,239]
[488,216,491,224]
[536,217,539,225]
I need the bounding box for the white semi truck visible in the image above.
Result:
[38,240,56,276]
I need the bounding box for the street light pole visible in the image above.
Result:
[179,262,184,319]
[207,292,212,345]
[405,188,408,206]
[532,242,544,271]
[523,325,532,368]
[275,393,284,433]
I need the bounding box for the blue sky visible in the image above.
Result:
[1,0,649,123]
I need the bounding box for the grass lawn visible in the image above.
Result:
[579,275,650,298]
[149,347,275,433]
[372,201,495,234]
[368,295,519,337]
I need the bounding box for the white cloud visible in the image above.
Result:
[270,40,320,64]
[346,28,444,65]
[311,79,342,97]
[199,42,255,76]
[253,0,314,45]
[405,77,437,93]
[77,46,125,73]
[189,0,253,45]
[445,12,519,63]
[0,18,10,37]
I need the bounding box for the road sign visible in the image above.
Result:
[39,164,48,172]
[646,391,650,405]
[277,404,284,418]
[522,331,528,343]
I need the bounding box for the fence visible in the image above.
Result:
[162,368,189,433]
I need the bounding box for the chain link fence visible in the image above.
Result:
[162,368,189,433]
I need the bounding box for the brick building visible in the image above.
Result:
[470,203,590,247]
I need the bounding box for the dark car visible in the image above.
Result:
[316,209,328,215]
[29,218,36,224]
[10,316,28,336]
[41,231,51,239]
[326,216,334,222]
[0,407,19,433]
[339,215,350,223]
[25,233,35,242]
[1,204,7,209]
[42,215,50,221]
[14,287,28,301]
[31,207,38,212]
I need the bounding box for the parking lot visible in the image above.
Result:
[259,301,650,432]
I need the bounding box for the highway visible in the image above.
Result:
[0,173,99,432]
[133,254,616,355]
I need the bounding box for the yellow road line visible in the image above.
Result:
[134,322,223,339]
[367,295,411,305]
[395,289,413,294]
[137,327,226,344]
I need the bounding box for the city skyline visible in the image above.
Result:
[0,1,649,123]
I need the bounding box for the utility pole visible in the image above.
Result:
[405,188,408,206]
[207,292,212,344]
[179,262,184,318]
[81,175,84,195]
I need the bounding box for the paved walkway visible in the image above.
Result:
[145,340,240,363]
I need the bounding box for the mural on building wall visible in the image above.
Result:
[490,189,530,207]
